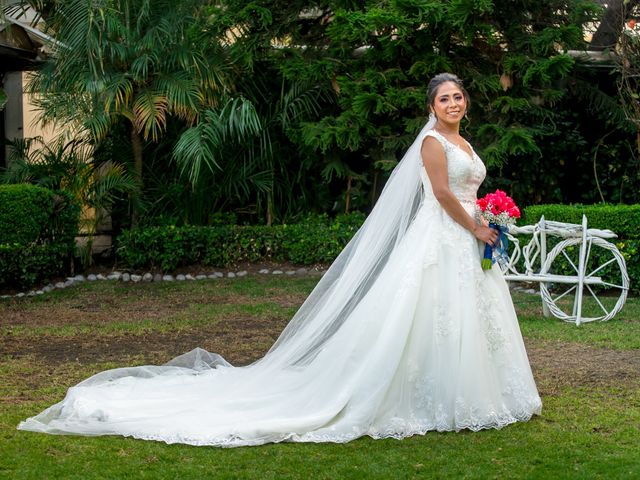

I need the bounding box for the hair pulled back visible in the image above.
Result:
[427,73,470,112]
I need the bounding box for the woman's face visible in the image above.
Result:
[431,81,467,126]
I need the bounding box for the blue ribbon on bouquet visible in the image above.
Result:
[481,223,509,270]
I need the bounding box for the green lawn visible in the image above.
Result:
[1,277,638,479]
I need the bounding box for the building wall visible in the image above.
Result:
[3,71,59,155]
[22,71,59,142]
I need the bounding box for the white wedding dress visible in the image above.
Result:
[18,129,542,446]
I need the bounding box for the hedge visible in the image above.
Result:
[522,204,640,240]
[522,204,638,293]
[117,205,637,294]
[116,213,366,272]
[0,184,80,289]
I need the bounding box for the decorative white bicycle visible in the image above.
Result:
[502,215,629,326]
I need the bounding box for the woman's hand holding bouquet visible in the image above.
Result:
[476,190,520,270]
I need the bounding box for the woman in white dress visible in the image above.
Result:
[18,73,542,447]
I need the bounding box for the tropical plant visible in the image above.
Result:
[141,2,336,225]
[25,0,261,224]
[8,0,639,223]
[1,136,137,264]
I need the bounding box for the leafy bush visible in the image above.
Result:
[116,213,366,271]
[522,204,639,293]
[0,185,80,289]
[523,204,640,240]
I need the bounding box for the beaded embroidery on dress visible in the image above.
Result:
[18,130,542,447]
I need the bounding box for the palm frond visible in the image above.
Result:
[173,96,262,186]
[173,123,218,185]
[133,92,168,142]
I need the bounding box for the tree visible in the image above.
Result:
[174,0,638,210]
[277,1,611,205]
[28,0,255,224]
[15,0,639,223]
[617,5,640,141]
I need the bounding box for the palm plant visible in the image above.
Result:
[6,0,333,225]
[174,75,332,225]
[26,0,254,223]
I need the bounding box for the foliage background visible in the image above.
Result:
[4,0,635,232]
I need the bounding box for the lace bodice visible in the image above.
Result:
[419,130,486,210]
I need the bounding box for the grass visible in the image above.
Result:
[513,291,640,350]
[1,276,639,479]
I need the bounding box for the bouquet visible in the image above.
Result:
[476,190,520,270]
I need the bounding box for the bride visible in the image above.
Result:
[18,73,542,447]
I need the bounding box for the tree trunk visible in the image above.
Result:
[345,176,352,214]
[591,0,640,50]
[266,192,273,227]
[130,126,144,226]
[370,170,378,209]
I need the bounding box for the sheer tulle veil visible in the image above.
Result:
[170,115,437,371]
[17,115,438,433]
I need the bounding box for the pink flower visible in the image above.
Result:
[477,189,520,224]
[508,206,521,218]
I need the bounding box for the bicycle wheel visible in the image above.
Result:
[539,237,629,323]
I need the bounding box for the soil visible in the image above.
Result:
[2,322,639,396]
[1,318,288,367]
[1,275,639,396]
[525,339,640,395]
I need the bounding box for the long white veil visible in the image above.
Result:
[18,115,438,434]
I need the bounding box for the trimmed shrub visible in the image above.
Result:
[116,213,366,271]
[523,204,640,240]
[0,184,80,289]
[522,204,638,293]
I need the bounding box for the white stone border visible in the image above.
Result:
[1,269,536,300]
[0,268,325,299]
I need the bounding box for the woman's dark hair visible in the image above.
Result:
[427,73,471,111]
